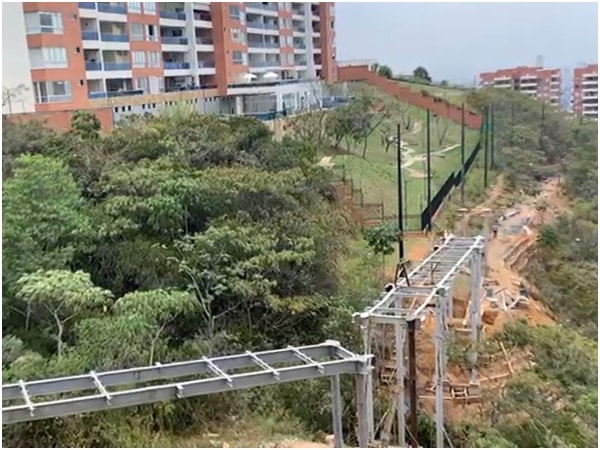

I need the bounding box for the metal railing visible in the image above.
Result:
[81,31,99,40]
[198,60,215,68]
[159,10,186,20]
[104,62,131,70]
[100,33,128,42]
[161,36,188,45]
[97,3,126,14]
[78,2,96,9]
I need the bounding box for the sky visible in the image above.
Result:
[335,1,599,84]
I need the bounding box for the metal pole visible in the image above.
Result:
[434,288,448,449]
[539,101,545,154]
[426,109,432,232]
[490,104,495,169]
[483,106,489,188]
[460,103,466,206]
[395,313,407,447]
[407,319,419,448]
[331,375,344,448]
[404,179,409,231]
[360,320,374,442]
[355,370,369,449]
[397,123,405,260]
[469,248,483,384]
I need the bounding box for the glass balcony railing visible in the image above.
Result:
[85,61,102,71]
[198,60,215,68]
[81,31,99,40]
[159,10,186,20]
[97,3,126,14]
[264,23,279,30]
[88,91,107,99]
[164,61,191,70]
[100,33,128,42]
[161,36,188,45]
[293,27,306,33]
[248,41,280,48]
[196,37,213,45]
[104,62,131,70]
[78,2,96,9]
[249,61,269,67]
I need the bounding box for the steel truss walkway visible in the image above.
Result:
[354,235,486,448]
[2,341,374,448]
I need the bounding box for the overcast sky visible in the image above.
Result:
[335,2,599,84]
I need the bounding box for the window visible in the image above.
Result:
[230,28,246,44]
[136,77,149,92]
[146,24,157,41]
[33,80,72,104]
[130,23,144,40]
[232,51,245,65]
[132,51,146,68]
[147,51,160,68]
[25,12,63,34]
[229,5,240,19]
[28,47,68,69]
[143,2,156,14]
[128,2,141,13]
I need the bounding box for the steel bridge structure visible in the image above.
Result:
[354,235,487,448]
[2,341,373,448]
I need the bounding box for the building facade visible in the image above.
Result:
[2,1,336,118]
[571,63,598,119]
[479,66,561,105]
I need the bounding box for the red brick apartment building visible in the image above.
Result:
[571,63,598,119]
[479,66,561,105]
[2,2,336,128]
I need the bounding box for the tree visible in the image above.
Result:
[413,66,432,83]
[363,222,398,278]
[377,64,393,79]
[113,289,197,364]
[15,270,112,359]
[69,111,101,141]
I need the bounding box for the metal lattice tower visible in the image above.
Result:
[354,235,486,448]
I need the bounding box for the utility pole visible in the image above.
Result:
[483,106,489,188]
[460,103,466,206]
[426,109,432,233]
[397,123,405,260]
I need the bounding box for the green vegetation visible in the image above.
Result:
[445,88,598,447]
[1,112,381,447]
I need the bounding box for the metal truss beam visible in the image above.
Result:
[3,341,372,428]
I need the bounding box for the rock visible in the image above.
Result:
[482,309,499,325]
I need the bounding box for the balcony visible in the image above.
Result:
[248,41,279,49]
[85,61,103,71]
[101,33,128,42]
[88,91,107,99]
[247,2,277,11]
[264,23,278,30]
[164,61,190,70]
[198,60,215,68]
[81,31,99,40]
[159,10,186,20]
[293,27,306,33]
[97,3,126,14]
[104,62,131,70]
[78,2,96,9]
[247,21,265,29]
[161,36,188,45]
[196,37,213,45]
[294,43,307,49]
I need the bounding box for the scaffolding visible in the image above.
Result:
[2,340,373,448]
[354,235,486,448]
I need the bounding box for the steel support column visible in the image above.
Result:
[360,318,375,442]
[469,248,483,383]
[355,367,369,449]
[331,375,344,448]
[395,319,407,447]
[434,287,449,449]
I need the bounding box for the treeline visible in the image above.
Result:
[1,111,380,447]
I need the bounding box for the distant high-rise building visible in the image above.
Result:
[2,2,337,117]
[571,63,598,119]
[478,66,561,105]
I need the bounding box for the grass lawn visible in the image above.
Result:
[330,106,480,230]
